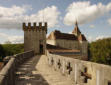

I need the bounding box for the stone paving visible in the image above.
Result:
[15,55,75,85]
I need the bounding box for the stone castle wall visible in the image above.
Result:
[0,50,34,85]
[47,51,111,85]
[55,39,80,50]
[47,39,88,58]
[47,39,80,50]
[80,41,88,57]
[47,39,56,45]
[23,22,47,54]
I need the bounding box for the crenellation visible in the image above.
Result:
[45,22,47,27]
[33,22,36,30]
[39,22,42,27]
[33,22,36,27]
[28,22,31,27]
[23,22,47,31]
[44,22,47,33]
[23,22,26,30]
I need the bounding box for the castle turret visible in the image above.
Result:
[78,33,88,60]
[23,22,47,54]
[72,21,88,59]
[72,21,81,36]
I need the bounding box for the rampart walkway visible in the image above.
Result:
[15,55,74,85]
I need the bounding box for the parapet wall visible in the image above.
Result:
[47,51,111,85]
[23,22,47,32]
[0,50,34,85]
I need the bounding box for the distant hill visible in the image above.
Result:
[88,38,111,65]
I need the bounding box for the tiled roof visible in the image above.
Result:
[47,21,87,41]
[47,30,78,40]
[78,34,87,41]
[72,21,81,35]
[72,26,81,34]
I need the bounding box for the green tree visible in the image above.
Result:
[89,38,111,65]
[0,44,5,61]
[0,44,24,61]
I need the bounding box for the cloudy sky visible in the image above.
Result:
[0,0,111,43]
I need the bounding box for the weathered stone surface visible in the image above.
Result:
[0,50,34,85]
[15,55,75,85]
[1,50,111,85]
[23,22,47,54]
[47,52,111,85]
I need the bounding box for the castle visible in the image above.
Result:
[1,22,111,85]
[23,21,88,60]
[47,21,88,60]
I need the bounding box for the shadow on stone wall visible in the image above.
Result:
[15,55,49,85]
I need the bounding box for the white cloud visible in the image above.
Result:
[108,18,111,25]
[0,5,32,29]
[87,35,110,42]
[89,24,95,28]
[29,6,60,28]
[68,31,72,34]
[0,33,8,38]
[96,35,109,40]
[0,5,30,17]
[7,36,23,43]
[0,5,60,29]
[64,1,111,26]
[0,32,23,43]
[87,36,95,42]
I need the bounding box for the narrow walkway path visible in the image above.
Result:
[15,55,75,85]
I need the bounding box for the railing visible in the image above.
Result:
[47,51,111,85]
[0,50,34,85]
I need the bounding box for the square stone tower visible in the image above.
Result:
[23,22,47,54]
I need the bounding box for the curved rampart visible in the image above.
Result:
[0,50,34,85]
[47,51,111,85]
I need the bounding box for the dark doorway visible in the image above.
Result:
[40,44,43,54]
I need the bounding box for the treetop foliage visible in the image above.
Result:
[0,44,24,61]
[89,38,111,65]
